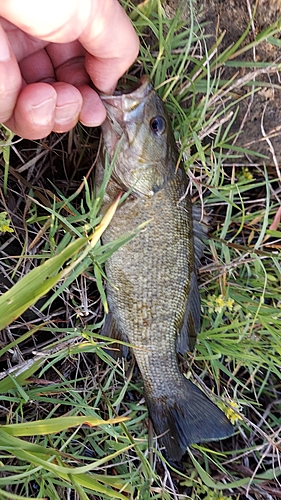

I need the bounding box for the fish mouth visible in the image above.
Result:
[100,76,153,155]
[99,75,152,112]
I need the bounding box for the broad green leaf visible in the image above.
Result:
[0,237,88,330]
[0,358,45,394]
[1,415,128,436]
[0,195,121,330]
[0,491,43,500]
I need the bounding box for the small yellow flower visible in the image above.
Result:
[214,294,225,313]
[0,223,13,233]
[205,294,238,315]
[225,298,234,311]
[224,401,243,425]
[206,294,237,314]
[237,166,253,181]
[0,212,14,233]
[243,167,253,181]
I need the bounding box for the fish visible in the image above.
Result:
[96,76,234,461]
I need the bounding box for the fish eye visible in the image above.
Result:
[150,116,166,136]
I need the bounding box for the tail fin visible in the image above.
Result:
[145,376,234,461]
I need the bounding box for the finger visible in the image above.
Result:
[81,1,139,93]
[78,85,106,127]
[5,82,83,139]
[0,17,48,62]
[19,48,55,83]
[46,41,91,87]
[0,0,139,94]
[51,81,82,133]
[4,83,57,139]
[0,23,22,123]
[0,0,92,41]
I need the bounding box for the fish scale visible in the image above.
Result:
[103,184,190,345]
[97,76,234,461]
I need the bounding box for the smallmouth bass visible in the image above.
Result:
[96,76,233,461]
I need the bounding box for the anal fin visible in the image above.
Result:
[101,311,129,359]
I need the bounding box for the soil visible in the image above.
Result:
[162,0,281,166]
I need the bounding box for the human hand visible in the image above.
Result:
[0,0,139,139]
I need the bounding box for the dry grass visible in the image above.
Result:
[0,1,281,498]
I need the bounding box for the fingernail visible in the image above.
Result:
[0,35,11,62]
[55,102,80,124]
[30,97,56,125]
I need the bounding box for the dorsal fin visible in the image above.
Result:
[176,271,201,353]
[176,205,209,353]
[192,204,208,268]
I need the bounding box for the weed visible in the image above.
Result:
[0,1,281,498]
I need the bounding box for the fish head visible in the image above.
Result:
[100,76,179,197]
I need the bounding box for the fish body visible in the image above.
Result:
[97,77,233,461]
